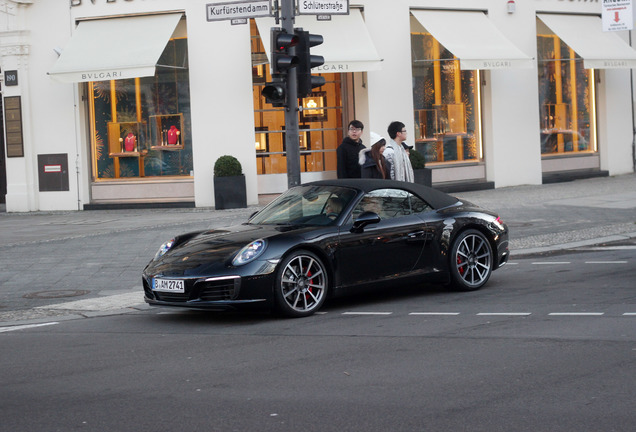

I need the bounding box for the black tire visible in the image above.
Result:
[449,229,493,291]
[274,250,328,317]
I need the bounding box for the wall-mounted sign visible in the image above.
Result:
[4,96,24,158]
[298,0,349,15]
[206,0,271,22]
[4,70,18,86]
[602,0,633,31]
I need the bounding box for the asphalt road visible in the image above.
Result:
[1,243,635,432]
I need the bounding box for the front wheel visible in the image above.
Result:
[449,229,493,291]
[275,250,328,317]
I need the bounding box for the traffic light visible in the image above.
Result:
[270,28,299,76]
[294,29,325,98]
[262,79,286,107]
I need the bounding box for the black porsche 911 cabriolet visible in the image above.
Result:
[143,179,509,317]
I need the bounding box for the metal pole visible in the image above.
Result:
[280,0,301,188]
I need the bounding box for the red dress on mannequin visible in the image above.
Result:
[167,125,180,145]
[124,133,136,152]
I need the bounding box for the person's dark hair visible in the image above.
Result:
[387,121,405,139]
[348,120,364,130]
[370,139,389,179]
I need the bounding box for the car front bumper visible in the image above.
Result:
[142,272,276,311]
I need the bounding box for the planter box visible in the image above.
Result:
[214,175,247,210]
[413,168,432,187]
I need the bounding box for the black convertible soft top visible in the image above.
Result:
[305,179,460,210]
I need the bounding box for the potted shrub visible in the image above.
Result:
[409,149,432,187]
[213,155,247,210]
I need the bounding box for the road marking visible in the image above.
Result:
[585,261,628,264]
[532,262,571,265]
[477,312,532,316]
[409,312,460,316]
[623,313,636,316]
[342,312,392,316]
[0,322,59,333]
[548,312,604,316]
[582,246,636,251]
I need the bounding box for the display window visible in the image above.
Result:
[537,19,597,156]
[89,36,192,180]
[250,20,343,175]
[410,32,482,165]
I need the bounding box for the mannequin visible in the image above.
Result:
[167,125,180,145]
[124,133,136,152]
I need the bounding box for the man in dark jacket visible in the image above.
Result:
[337,120,365,178]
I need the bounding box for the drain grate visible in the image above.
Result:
[24,290,91,299]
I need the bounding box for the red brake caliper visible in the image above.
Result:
[457,255,465,275]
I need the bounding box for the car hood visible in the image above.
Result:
[145,223,304,277]
[441,199,499,218]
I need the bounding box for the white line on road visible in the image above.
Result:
[0,322,59,333]
[548,312,605,316]
[409,312,460,316]
[532,262,571,265]
[584,261,628,264]
[342,312,393,316]
[477,312,532,316]
[582,246,636,250]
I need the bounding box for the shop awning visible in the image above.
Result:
[256,9,382,73]
[411,10,533,70]
[537,14,636,69]
[48,13,182,83]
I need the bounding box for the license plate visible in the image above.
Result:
[153,278,185,293]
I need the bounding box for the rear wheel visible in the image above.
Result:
[275,250,328,317]
[449,229,493,291]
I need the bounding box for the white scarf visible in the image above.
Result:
[387,139,414,182]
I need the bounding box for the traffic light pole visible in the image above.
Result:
[280,0,301,188]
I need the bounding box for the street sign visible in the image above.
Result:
[602,0,633,31]
[297,0,349,15]
[206,0,272,22]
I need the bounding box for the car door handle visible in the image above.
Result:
[406,230,426,242]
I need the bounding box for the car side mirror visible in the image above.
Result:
[350,211,381,233]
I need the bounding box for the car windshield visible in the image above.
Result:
[249,185,358,226]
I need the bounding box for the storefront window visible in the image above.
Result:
[89,37,192,180]
[537,20,596,156]
[410,32,481,164]
[251,20,343,175]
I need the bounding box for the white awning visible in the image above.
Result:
[256,9,382,73]
[49,13,182,83]
[537,14,636,69]
[411,10,533,70]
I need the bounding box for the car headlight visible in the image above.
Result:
[155,238,175,259]
[232,239,266,266]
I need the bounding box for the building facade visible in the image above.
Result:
[1,0,635,211]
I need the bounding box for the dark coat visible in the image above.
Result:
[336,137,365,178]
[358,148,391,179]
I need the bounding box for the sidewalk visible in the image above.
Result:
[1,173,635,324]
